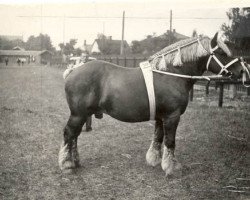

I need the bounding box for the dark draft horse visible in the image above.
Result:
[59,32,245,176]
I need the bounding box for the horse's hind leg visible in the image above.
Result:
[146,120,163,167]
[59,114,85,173]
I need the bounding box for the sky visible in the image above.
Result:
[0,0,250,49]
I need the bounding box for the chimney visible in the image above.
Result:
[173,29,176,33]
[84,40,86,45]
[109,36,112,40]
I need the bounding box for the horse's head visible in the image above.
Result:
[207,31,244,79]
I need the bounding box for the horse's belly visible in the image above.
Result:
[100,91,150,123]
[106,109,149,123]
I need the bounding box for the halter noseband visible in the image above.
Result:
[206,45,239,76]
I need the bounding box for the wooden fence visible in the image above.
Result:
[189,80,250,107]
[95,56,147,68]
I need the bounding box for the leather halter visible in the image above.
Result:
[206,45,239,75]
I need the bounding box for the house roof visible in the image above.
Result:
[159,30,189,40]
[172,31,189,40]
[0,50,52,56]
[82,44,93,53]
[13,46,25,51]
[94,39,130,54]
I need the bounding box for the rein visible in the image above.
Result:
[152,69,222,81]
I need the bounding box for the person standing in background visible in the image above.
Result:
[5,57,9,66]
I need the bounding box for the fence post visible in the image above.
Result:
[116,57,119,65]
[124,57,127,67]
[109,57,112,63]
[205,81,210,96]
[133,57,136,68]
[247,87,250,96]
[229,84,237,99]
[218,83,224,107]
[189,85,194,101]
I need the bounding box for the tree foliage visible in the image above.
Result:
[0,38,25,50]
[221,7,250,49]
[25,34,55,51]
[131,31,178,55]
[59,39,82,56]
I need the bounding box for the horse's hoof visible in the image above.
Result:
[163,160,182,177]
[62,168,75,174]
[95,113,103,119]
[86,127,92,132]
[146,148,161,167]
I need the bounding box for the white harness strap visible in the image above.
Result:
[206,45,239,75]
[140,61,156,120]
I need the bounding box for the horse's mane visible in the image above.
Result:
[149,36,211,70]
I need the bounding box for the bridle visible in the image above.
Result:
[206,44,250,87]
[206,45,239,76]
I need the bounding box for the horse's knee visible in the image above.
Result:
[64,115,85,142]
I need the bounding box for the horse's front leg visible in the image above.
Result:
[58,115,84,173]
[161,111,182,176]
[146,120,163,167]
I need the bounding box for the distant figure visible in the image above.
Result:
[17,58,21,66]
[5,57,9,66]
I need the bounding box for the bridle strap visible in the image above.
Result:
[206,45,239,75]
[240,59,250,87]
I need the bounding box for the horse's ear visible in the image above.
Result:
[217,31,232,57]
[211,32,218,48]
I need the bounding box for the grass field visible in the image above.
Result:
[0,65,249,200]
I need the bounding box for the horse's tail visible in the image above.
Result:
[63,68,73,79]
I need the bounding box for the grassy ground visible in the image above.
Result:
[0,65,249,200]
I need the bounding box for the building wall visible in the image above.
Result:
[40,52,52,64]
[91,42,101,54]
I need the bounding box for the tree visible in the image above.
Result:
[59,39,81,56]
[0,38,24,50]
[131,31,178,55]
[25,34,55,51]
[221,7,250,49]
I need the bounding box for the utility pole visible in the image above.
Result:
[63,15,65,45]
[170,9,172,33]
[169,9,172,45]
[103,21,105,35]
[120,11,125,55]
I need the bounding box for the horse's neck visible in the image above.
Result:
[164,56,208,90]
[169,56,208,77]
